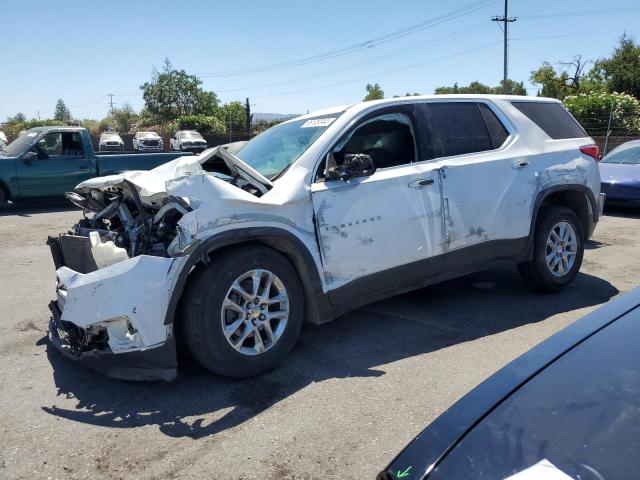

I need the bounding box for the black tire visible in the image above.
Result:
[180,245,304,378]
[518,206,584,292]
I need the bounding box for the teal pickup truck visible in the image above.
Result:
[0,126,192,204]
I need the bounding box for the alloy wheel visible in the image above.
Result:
[220,269,289,356]
[545,221,578,277]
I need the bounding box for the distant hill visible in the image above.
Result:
[253,112,299,122]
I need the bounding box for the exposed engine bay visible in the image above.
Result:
[48,144,271,273]
[66,184,192,259]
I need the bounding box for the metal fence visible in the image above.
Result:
[570,107,640,155]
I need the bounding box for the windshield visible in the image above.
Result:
[139,132,158,137]
[180,131,203,139]
[235,114,341,178]
[101,134,120,141]
[2,131,38,156]
[602,145,640,164]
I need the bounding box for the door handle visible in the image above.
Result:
[511,160,530,169]
[408,178,434,188]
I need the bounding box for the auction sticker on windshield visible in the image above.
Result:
[301,118,336,128]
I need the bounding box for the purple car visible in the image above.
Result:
[599,140,640,207]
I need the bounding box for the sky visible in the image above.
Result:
[1,0,639,121]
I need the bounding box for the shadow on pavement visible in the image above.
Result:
[0,201,79,217]
[42,266,618,439]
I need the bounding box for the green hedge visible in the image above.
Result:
[564,92,640,135]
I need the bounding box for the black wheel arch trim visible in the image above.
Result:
[163,227,330,327]
[524,184,598,258]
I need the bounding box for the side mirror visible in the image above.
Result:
[325,153,376,181]
[22,151,37,162]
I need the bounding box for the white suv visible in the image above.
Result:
[48,95,604,381]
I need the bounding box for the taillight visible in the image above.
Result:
[580,144,600,161]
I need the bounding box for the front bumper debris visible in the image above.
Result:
[49,300,177,381]
[47,235,183,381]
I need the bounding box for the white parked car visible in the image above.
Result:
[170,130,208,153]
[0,131,7,149]
[132,131,163,151]
[98,132,124,152]
[48,95,604,381]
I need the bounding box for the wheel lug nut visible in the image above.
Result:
[260,304,266,310]
[259,314,265,320]
[254,298,259,304]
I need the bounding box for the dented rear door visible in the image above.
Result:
[424,101,535,255]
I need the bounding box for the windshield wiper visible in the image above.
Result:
[270,162,292,181]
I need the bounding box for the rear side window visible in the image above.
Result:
[428,103,494,156]
[512,102,587,139]
[478,103,509,148]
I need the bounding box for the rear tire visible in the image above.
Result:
[518,206,584,292]
[180,245,303,378]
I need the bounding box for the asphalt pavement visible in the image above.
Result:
[0,203,637,479]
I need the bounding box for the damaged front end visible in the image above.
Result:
[46,147,278,381]
[46,176,195,381]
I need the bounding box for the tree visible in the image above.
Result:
[218,101,246,132]
[591,35,640,98]
[140,58,219,123]
[111,103,138,132]
[498,79,527,95]
[7,112,26,123]
[530,63,571,99]
[364,83,384,101]
[54,99,71,122]
[434,80,525,95]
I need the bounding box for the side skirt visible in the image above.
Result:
[319,237,529,321]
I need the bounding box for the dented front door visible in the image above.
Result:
[311,162,443,293]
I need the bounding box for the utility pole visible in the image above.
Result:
[245,97,252,136]
[492,0,517,87]
[108,93,115,116]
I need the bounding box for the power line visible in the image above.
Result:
[68,95,107,108]
[519,6,639,20]
[212,22,492,93]
[511,29,638,41]
[196,0,498,77]
[250,40,502,99]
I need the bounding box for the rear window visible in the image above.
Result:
[512,102,587,139]
[428,102,494,156]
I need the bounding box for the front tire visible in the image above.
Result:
[518,206,584,292]
[180,245,304,378]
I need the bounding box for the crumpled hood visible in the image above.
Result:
[75,153,205,201]
[599,162,640,184]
